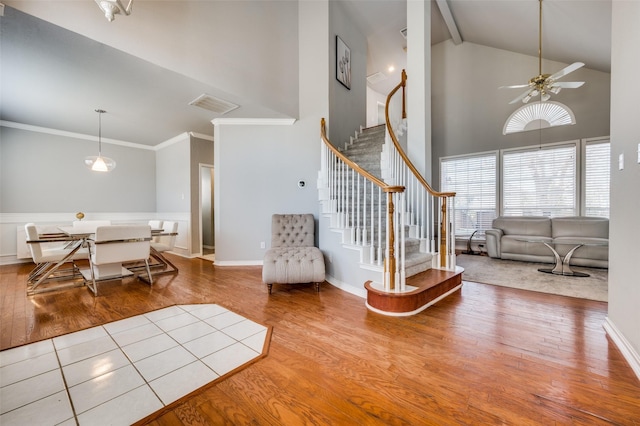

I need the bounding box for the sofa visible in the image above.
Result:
[485,216,609,268]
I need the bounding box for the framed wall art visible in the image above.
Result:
[336,35,351,89]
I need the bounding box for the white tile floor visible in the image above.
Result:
[0,304,269,425]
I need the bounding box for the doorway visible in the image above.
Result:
[377,102,385,125]
[199,164,214,258]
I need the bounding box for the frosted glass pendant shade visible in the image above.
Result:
[86,109,116,172]
[84,155,116,172]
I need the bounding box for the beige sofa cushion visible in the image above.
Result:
[551,216,609,239]
[492,216,552,237]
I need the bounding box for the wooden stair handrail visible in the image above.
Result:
[385,70,456,198]
[320,118,404,289]
[320,118,403,194]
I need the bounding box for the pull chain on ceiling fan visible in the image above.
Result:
[500,0,585,105]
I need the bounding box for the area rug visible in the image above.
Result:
[456,254,608,302]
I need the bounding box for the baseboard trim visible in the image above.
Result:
[0,255,29,266]
[325,274,367,299]
[603,316,640,381]
[214,260,263,266]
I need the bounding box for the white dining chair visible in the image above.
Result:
[83,225,152,295]
[25,223,88,294]
[150,221,179,274]
[148,220,164,230]
[149,220,164,243]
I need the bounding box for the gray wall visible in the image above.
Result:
[431,40,611,189]
[155,137,190,213]
[608,1,640,371]
[328,0,367,148]
[0,126,156,212]
[213,121,321,264]
[212,0,329,265]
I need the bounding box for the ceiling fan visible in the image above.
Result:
[500,0,585,105]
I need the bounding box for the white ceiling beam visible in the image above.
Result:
[435,0,462,45]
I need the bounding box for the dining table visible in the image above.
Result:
[26,224,178,295]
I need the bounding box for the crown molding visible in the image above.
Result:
[0,121,213,151]
[0,120,154,150]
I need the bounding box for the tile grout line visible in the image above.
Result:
[1,304,269,425]
[52,337,80,426]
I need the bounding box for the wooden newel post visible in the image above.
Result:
[401,69,407,119]
[440,197,448,268]
[386,192,396,290]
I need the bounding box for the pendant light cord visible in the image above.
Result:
[538,0,543,76]
[96,108,106,156]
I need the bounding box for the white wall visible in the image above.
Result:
[431,40,611,188]
[606,0,640,379]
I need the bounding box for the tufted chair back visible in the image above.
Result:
[271,214,315,248]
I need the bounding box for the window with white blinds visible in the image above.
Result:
[584,140,610,218]
[441,153,497,235]
[502,145,577,217]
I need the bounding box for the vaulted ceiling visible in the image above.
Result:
[0,1,611,147]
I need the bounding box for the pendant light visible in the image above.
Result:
[84,109,116,172]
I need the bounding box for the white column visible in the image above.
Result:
[406,0,431,181]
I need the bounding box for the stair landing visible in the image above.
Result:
[364,268,463,316]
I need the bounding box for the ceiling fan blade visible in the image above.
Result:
[549,62,585,81]
[551,81,585,89]
[499,84,531,89]
[509,89,533,105]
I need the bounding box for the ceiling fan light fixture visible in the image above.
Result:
[500,0,585,105]
[85,109,116,172]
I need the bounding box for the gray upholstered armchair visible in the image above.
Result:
[262,214,325,294]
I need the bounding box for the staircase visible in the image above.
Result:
[340,125,432,278]
[318,70,462,316]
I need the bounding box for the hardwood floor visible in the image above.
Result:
[2,256,639,425]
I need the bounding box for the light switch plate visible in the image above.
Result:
[619,153,624,170]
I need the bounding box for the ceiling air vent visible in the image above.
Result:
[367,72,387,85]
[189,94,239,115]
[400,27,407,39]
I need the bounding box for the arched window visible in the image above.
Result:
[503,101,575,135]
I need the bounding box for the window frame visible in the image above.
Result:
[439,137,611,228]
[581,137,610,218]
[439,150,499,237]
[500,140,580,218]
